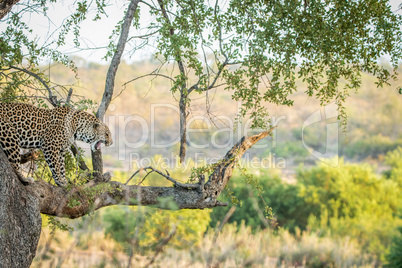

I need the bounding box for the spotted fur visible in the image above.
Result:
[0,103,112,186]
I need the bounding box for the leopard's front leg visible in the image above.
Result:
[42,146,68,187]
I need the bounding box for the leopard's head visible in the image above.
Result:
[74,113,113,152]
[90,121,113,152]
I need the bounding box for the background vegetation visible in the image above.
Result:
[27,60,402,267]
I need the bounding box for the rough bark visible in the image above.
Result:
[0,149,41,268]
[0,0,19,20]
[0,130,271,267]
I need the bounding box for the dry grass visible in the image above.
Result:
[32,223,377,268]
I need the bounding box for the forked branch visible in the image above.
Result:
[28,129,274,218]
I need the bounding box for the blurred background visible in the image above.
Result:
[30,59,402,267]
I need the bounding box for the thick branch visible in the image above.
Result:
[0,0,20,19]
[34,130,273,219]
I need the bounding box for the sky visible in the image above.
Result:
[3,0,402,64]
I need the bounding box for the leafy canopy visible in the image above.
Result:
[148,0,401,128]
[1,0,401,127]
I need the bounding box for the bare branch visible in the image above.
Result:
[70,144,89,172]
[206,206,236,267]
[147,225,177,266]
[145,166,200,189]
[115,72,176,100]
[187,3,242,95]
[9,65,57,107]
[126,29,160,41]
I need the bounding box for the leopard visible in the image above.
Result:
[0,102,113,187]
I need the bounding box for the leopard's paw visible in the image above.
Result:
[18,175,34,185]
[26,177,35,184]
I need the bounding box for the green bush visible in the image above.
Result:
[387,226,402,268]
[385,146,402,187]
[273,141,309,158]
[210,169,312,232]
[103,205,211,254]
[344,134,402,159]
[212,158,402,263]
[298,158,402,262]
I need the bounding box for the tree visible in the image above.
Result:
[0,0,401,267]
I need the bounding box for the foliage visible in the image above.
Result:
[33,149,89,187]
[386,226,402,268]
[212,158,402,262]
[210,169,310,232]
[385,146,402,187]
[298,159,402,262]
[103,205,211,254]
[151,0,401,129]
[2,0,401,129]
[344,134,402,159]
[44,215,73,234]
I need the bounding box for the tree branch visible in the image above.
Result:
[30,129,273,219]
[96,0,140,119]
[9,65,57,107]
[157,0,188,164]
[92,0,140,178]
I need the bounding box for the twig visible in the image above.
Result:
[115,73,176,101]
[126,166,200,189]
[36,230,55,268]
[147,167,200,189]
[70,144,89,171]
[124,166,150,185]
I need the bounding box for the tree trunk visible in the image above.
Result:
[0,149,42,268]
[0,0,20,20]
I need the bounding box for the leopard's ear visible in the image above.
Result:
[94,122,100,129]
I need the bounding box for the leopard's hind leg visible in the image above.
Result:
[0,121,34,185]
